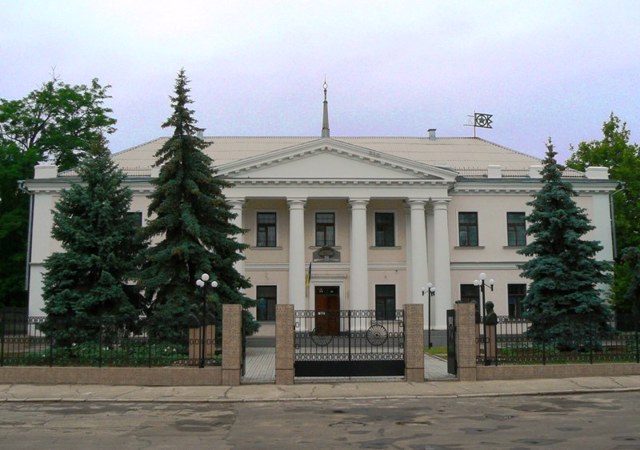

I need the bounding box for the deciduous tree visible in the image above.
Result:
[0,77,116,309]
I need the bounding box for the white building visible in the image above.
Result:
[23,91,617,339]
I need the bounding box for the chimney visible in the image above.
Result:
[428,129,437,140]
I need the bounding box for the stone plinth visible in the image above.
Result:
[276,304,295,385]
[222,304,242,386]
[455,302,478,381]
[404,303,425,382]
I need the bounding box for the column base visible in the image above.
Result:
[405,368,424,383]
[222,369,241,386]
[276,369,294,385]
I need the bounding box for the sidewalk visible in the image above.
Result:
[1,375,640,404]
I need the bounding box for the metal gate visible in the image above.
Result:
[446,309,457,375]
[294,310,405,377]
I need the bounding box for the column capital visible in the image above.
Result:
[432,198,451,210]
[406,198,428,209]
[287,198,307,209]
[348,198,369,209]
[227,198,246,208]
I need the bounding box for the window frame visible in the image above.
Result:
[256,212,277,248]
[375,284,397,321]
[374,212,395,247]
[508,284,526,319]
[256,285,277,321]
[458,212,479,247]
[127,211,143,227]
[506,212,526,247]
[315,212,336,247]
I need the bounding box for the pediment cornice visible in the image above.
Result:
[216,138,457,184]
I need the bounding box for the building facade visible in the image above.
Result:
[23,100,617,334]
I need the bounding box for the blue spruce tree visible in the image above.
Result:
[519,141,613,351]
[139,70,256,342]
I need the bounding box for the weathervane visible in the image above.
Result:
[465,112,493,137]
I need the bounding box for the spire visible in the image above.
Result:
[321,78,330,138]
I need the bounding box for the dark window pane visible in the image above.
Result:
[375,212,395,247]
[315,212,335,246]
[508,284,526,318]
[127,212,143,227]
[507,212,526,247]
[256,285,277,321]
[458,212,478,246]
[257,212,277,247]
[375,284,396,320]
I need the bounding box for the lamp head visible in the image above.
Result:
[479,272,487,281]
[196,279,205,288]
[211,280,218,288]
[201,273,210,282]
[473,280,480,286]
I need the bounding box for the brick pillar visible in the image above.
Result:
[222,304,242,385]
[455,302,477,381]
[486,325,497,365]
[404,303,425,382]
[276,304,295,385]
[188,326,216,364]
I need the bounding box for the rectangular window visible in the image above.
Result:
[127,212,143,227]
[375,285,396,320]
[461,283,481,321]
[460,284,480,304]
[256,285,277,321]
[458,212,479,246]
[375,212,395,247]
[315,212,335,247]
[508,284,526,319]
[507,212,526,247]
[256,212,277,247]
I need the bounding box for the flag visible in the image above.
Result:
[474,113,493,129]
[306,262,312,287]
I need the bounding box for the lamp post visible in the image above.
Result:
[473,272,494,366]
[421,282,436,349]
[195,273,218,368]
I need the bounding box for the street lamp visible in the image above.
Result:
[473,272,494,366]
[195,273,218,368]
[421,282,436,349]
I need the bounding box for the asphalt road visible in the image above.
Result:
[1,392,639,449]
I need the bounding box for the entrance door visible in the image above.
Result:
[314,286,340,336]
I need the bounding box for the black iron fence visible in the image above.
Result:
[294,310,405,377]
[478,314,640,366]
[0,313,221,367]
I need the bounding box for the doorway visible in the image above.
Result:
[314,286,340,336]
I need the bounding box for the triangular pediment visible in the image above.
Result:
[216,138,457,182]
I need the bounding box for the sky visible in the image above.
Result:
[2,0,639,163]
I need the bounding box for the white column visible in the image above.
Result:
[288,198,306,310]
[408,199,428,306]
[433,199,452,330]
[228,198,245,276]
[349,198,369,310]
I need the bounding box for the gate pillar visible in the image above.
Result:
[455,302,478,381]
[222,304,242,386]
[404,303,425,382]
[276,304,295,385]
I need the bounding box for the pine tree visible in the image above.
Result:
[40,137,144,345]
[139,70,256,342]
[519,141,613,350]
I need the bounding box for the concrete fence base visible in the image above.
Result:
[0,366,221,386]
[454,301,640,381]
